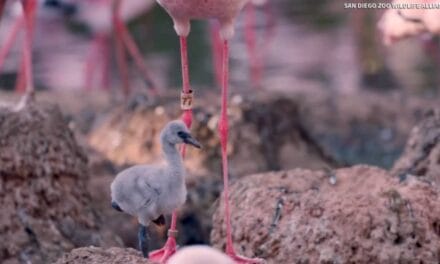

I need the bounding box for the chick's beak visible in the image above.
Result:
[179,132,202,149]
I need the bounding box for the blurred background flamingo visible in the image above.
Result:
[0,0,75,104]
[67,0,158,98]
[210,0,275,89]
[379,0,440,84]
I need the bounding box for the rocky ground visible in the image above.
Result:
[0,89,439,263]
[392,108,440,186]
[55,247,152,264]
[211,166,440,263]
[0,102,120,264]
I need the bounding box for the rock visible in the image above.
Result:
[55,247,152,264]
[301,90,438,169]
[211,166,440,263]
[0,102,120,264]
[392,109,440,186]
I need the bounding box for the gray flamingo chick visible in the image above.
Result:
[110,120,202,257]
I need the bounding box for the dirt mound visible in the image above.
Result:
[55,247,152,264]
[211,166,440,263]
[0,102,120,264]
[392,109,440,186]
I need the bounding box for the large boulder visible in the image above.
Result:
[0,102,120,264]
[211,166,440,263]
[300,90,439,169]
[392,109,440,186]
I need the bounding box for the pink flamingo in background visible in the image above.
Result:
[0,0,39,105]
[70,0,158,97]
[378,0,440,44]
[0,0,76,94]
[151,0,265,263]
[378,0,440,73]
[0,2,25,92]
[211,0,275,89]
[244,0,275,89]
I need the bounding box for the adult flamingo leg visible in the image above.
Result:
[19,0,37,105]
[112,0,157,97]
[0,0,5,20]
[116,18,158,96]
[97,34,111,90]
[15,53,26,93]
[0,16,24,73]
[112,0,130,97]
[149,36,192,263]
[244,4,262,89]
[219,40,264,264]
[262,2,276,56]
[210,21,223,88]
[0,0,6,19]
[83,35,101,90]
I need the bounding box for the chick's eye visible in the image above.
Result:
[177,131,185,137]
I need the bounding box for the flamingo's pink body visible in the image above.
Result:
[153,0,263,263]
[379,0,440,45]
[157,0,248,39]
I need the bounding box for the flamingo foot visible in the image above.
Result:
[227,253,265,264]
[148,230,178,263]
[15,91,35,111]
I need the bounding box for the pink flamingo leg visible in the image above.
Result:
[149,36,192,263]
[210,21,223,89]
[20,0,37,100]
[262,2,276,56]
[115,18,158,96]
[179,36,193,132]
[421,36,440,83]
[244,4,262,89]
[0,0,6,20]
[113,0,130,97]
[15,54,26,93]
[98,34,111,90]
[84,35,103,90]
[0,0,5,20]
[220,40,264,264]
[0,16,24,73]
